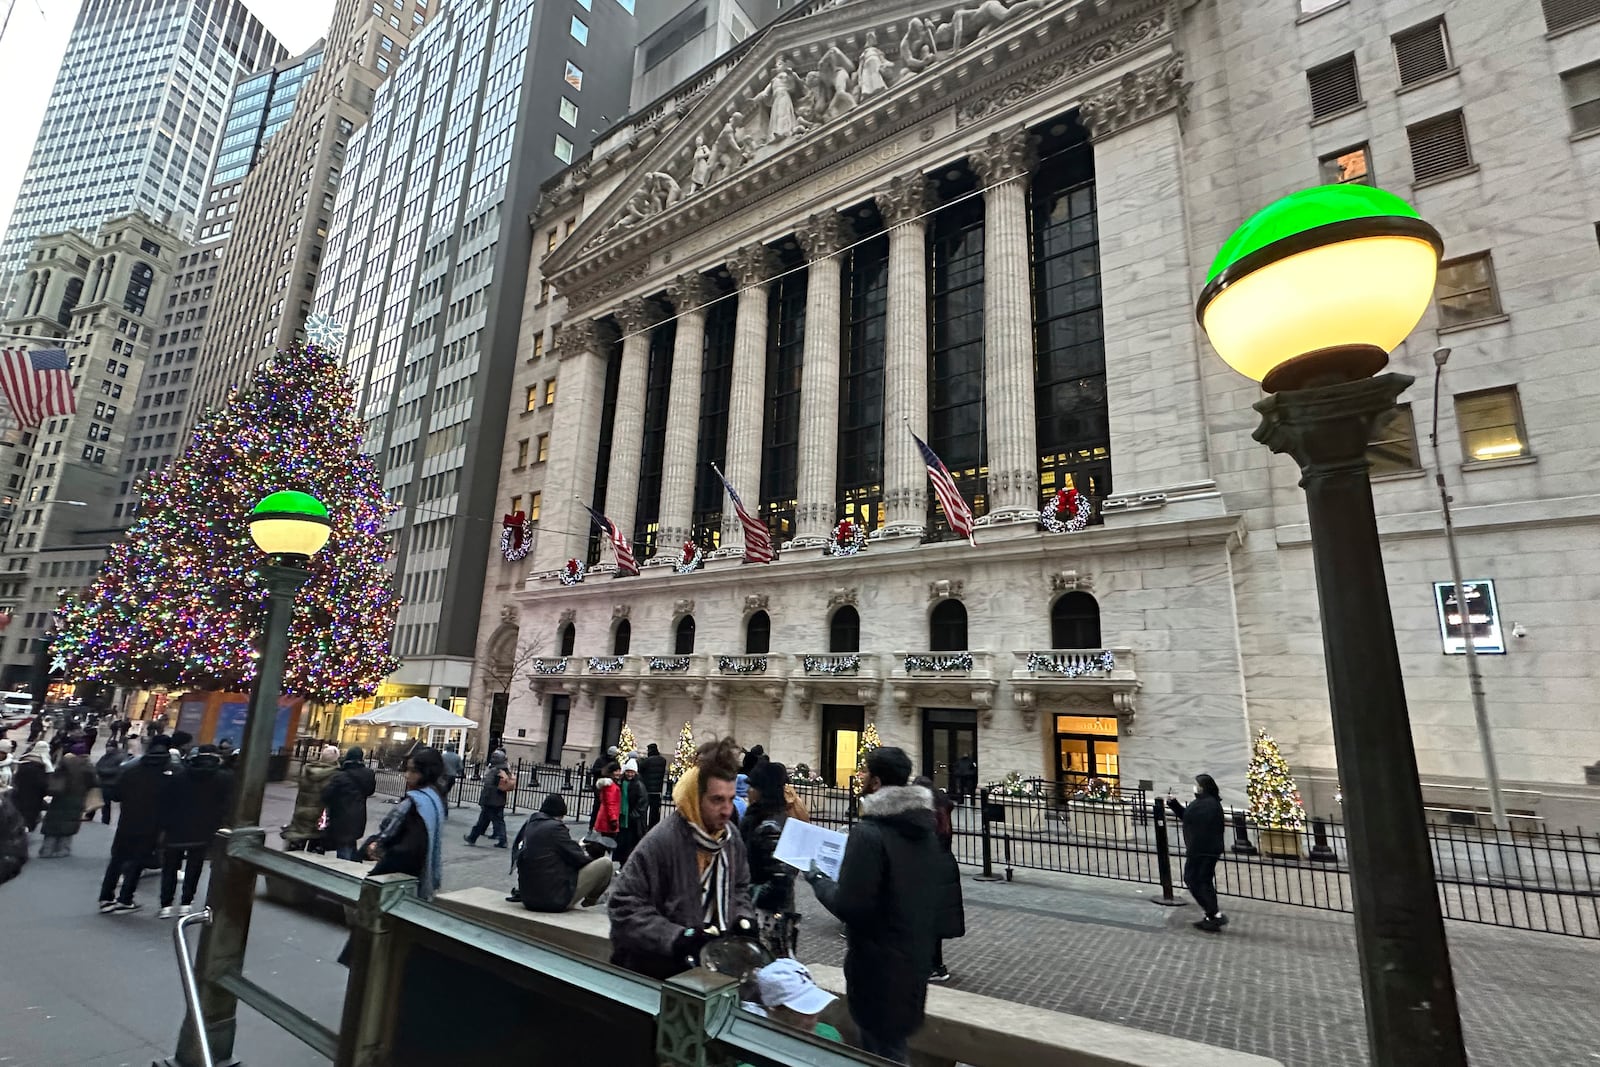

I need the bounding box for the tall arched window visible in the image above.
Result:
[674,615,696,654]
[745,610,771,655]
[1051,592,1101,649]
[557,622,576,657]
[124,261,153,315]
[612,618,631,655]
[929,599,968,652]
[829,605,860,653]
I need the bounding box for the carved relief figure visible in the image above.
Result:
[817,42,858,119]
[796,70,828,130]
[856,30,894,98]
[942,0,1045,51]
[755,57,802,143]
[644,170,681,212]
[711,111,752,180]
[688,134,713,193]
[899,17,939,73]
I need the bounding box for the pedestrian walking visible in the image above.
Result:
[741,760,799,957]
[1167,773,1229,932]
[513,793,612,911]
[608,737,756,980]
[320,746,377,860]
[282,744,341,851]
[99,736,180,914]
[39,746,97,858]
[592,761,621,845]
[94,741,126,825]
[463,749,513,847]
[638,743,668,828]
[158,745,234,917]
[952,753,977,806]
[440,744,465,812]
[613,759,649,865]
[915,775,962,983]
[11,745,52,833]
[0,790,27,885]
[805,747,961,1064]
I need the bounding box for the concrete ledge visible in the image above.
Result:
[436,889,1281,1067]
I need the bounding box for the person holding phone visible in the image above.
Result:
[1167,773,1228,932]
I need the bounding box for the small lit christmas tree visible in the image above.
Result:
[617,722,637,761]
[669,721,697,781]
[54,341,399,703]
[1247,729,1306,830]
[852,722,882,793]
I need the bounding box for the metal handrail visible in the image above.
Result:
[173,908,216,1067]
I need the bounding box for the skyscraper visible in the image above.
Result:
[0,0,284,302]
[313,0,641,716]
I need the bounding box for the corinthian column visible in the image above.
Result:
[792,211,848,546]
[972,126,1040,519]
[656,272,716,558]
[877,174,934,536]
[605,298,662,555]
[535,319,616,570]
[721,245,779,552]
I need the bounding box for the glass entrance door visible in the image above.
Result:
[601,696,627,756]
[1054,714,1119,794]
[922,708,977,795]
[821,705,865,789]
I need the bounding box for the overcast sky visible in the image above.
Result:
[0,0,337,243]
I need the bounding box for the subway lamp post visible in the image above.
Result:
[174,491,331,1067]
[1196,185,1466,1065]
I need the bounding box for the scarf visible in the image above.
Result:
[673,767,732,930]
[407,787,445,901]
[620,778,631,829]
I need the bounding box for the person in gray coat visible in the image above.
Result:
[464,749,512,847]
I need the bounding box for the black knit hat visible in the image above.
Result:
[748,760,788,801]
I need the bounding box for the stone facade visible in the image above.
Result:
[472,0,1600,824]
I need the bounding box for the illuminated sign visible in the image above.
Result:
[1432,580,1504,655]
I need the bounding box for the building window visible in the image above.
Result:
[692,292,737,547]
[510,494,524,515]
[1561,62,1600,135]
[1051,593,1102,649]
[558,622,576,657]
[559,98,578,127]
[633,321,677,557]
[1366,403,1421,474]
[569,15,588,44]
[1307,54,1362,120]
[547,229,559,253]
[1407,111,1473,183]
[525,386,538,411]
[544,378,557,405]
[927,193,988,535]
[929,599,968,652]
[517,438,530,466]
[554,135,574,163]
[837,233,889,530]
[1319,144,1372,185]
[745,610,771,655]
[1435,253,1502,327]
[565,61,583,90]
[533,333,544,358]
[529,491,541,522]
[612,618,631,655]
[536,433,550,463]
[1392,18,1452,87]
[760,263,806,544]
[674,615,696,655]
[1542,0,1600,34]
[1455,387,1530,463]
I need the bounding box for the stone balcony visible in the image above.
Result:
[1008,648,1140,732]
[889,650,998,725]
[784,652,882,720]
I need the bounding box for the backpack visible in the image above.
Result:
[497,769,516,793]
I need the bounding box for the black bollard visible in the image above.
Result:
[1309,817,1337,862]
[1151,799,1186,906]
[975,788,1006,882]
[1230,809,1259,855]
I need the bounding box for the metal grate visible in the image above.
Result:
[1543,0,1600,32]
[1393,19,1451,86]
[1408,111,1473,182]
[1307,54,1362,119]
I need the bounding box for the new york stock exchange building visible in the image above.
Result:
[479,0,1600,824]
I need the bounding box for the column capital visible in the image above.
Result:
[666,271,718,314]
[970,126,1038,187]
[874,173,935,227]
[794,212,849,262]
[614,297,664,334]
[551,319,614,361]
[727,244,780,287]
[1079,55,1189,142]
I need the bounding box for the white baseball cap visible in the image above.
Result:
[755,958,835,1016]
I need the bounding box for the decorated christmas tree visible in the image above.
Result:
[852,722,882,793]
[53,341,399,704]
[669,721,697,781]
[1247,729,1306,829]
[618,722,637,761]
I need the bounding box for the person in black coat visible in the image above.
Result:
[740,760,799,957]
[10,746,51,832]
[100,739,180,913]
[638,743,669,828]
[514,794,612,911]
[95,741,127,825]
[320,746,377,860]
[158,745,235,917]
[1167,773,1228,932]
[0,790,28,885]
[806,747,960,1065]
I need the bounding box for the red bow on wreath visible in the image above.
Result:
[503,510,526,539]
[837,519,854,538]
[681,540,697,559]
[565,559,581,576]
[1056,488,1080,516]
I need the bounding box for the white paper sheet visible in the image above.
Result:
[774,818,848,881]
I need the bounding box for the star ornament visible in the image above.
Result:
[50,652,69,675]
[304,312,347,355]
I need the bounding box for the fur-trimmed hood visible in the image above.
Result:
[859,784,937,842]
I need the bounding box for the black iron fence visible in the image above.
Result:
[374,757,602,823]
[787,782,1600,940]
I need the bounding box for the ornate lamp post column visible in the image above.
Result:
[175,491,331,1066]
[1197,185,1466,1065]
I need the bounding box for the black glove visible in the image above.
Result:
[670,925,715,966]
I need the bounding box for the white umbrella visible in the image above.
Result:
[343,697,479,729]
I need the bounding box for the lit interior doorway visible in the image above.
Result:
[1055,714,1119,793]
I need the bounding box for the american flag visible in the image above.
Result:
[581,503,639,576]
[712,464,774,564]
[0,348,75,428]
[910,429,976,545]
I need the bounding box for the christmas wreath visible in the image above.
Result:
[675,540,703,575]
[825,518,867,557]
[559,558,587,586]
[1039,487,1092,533]
[499,510,533,562]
